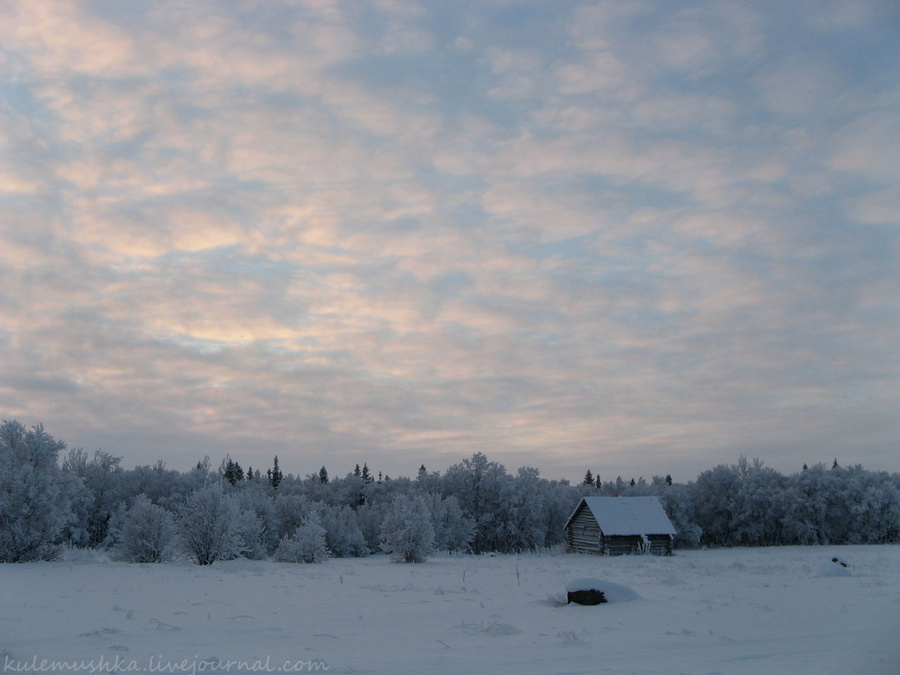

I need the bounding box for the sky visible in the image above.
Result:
[1,0,899,484]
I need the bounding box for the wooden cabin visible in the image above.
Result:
[565,496,676,556]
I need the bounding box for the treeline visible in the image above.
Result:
[2,420,900,564]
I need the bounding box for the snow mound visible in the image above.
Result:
[565,578,640,603]
[815,557,852,577]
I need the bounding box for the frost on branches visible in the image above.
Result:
[0,420,72,562]
[380,494,435,563]
[274,515,329,563]
[118,494,177,563]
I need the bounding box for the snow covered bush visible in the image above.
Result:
[659,485,702,549]
[442,452,505,554]
[62,448,124,549]
[380,493,434,563]
[356,501,386,552]
[233,507,267,560]
[272,494,311,542]
[319,504,368,557]
[274,515,329,563]
[178,485,242,565]
[430,494,475,554]
[232,484,279,554]
[118,494,176,562]
[0,420,73,562]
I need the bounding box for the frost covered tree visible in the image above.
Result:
[233,506,267,559]
[658,483,702,548]
[442,452,506,553]
[272,494,311,543]
[776,465,830,545]
[319,504,368,557]
[729,457,786,546]
[329,473,367,509]
[356,501,386,552]
[179,485,242,565]
[0,420,73,562]
[118,495,176,562]
[63,448,123,548]
[429,494,475,554]
[274,514,329,563]
[688,464,741,547]
[489,469,547,553]
[380,493,434,563]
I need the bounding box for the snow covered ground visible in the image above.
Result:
[3,546,900,675]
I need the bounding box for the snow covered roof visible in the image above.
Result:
[566,496,676,536]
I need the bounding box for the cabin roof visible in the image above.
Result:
[565,496,676,536]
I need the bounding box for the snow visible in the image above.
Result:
[570,496,677,536]
[3,546,900,674]
[815,556,853,578]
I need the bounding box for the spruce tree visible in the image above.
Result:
[222,456,244,485]
[583,469,594,486]
[269,456,283,490]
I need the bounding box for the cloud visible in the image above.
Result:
[754,54,844,117]
[828,112,900,181]
[844,187,900,225]
[1,0,898,481]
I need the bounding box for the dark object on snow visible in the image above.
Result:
[564,578,639,606]
[567,589,607,605]
[816,556,852,577]
[564,496,676,556]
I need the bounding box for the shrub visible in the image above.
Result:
[380,494,434,563]
[179,486,242,565]
[118,495,176,562]
[0,421,73,562]
[274,516,329,563]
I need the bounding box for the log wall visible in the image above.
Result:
[566,505,603,554]
[602,534,672,556]
[566,504,674,556]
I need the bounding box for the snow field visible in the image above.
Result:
[3,546,900,675]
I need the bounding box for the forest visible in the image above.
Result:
[2,419,900,564]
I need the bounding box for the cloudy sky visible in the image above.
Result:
[2,0,899,483]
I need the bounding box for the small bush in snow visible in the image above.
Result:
[118,495,176,563]
[274,516,329,563]
[380,494,434,563]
